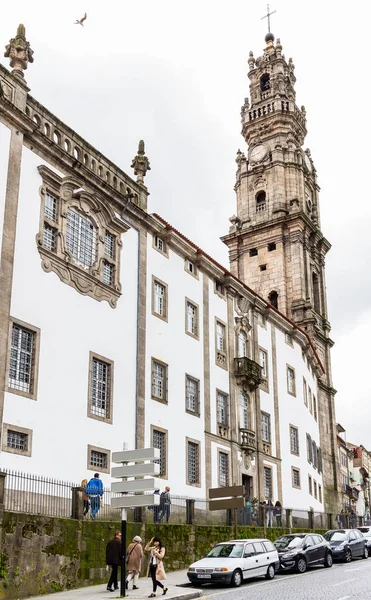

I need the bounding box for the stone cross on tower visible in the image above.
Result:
[261,4,276,34]
[4,24,34,80]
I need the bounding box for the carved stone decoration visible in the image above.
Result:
[131,140,151,184]
[4,24,34,79]
[36,166,129,308]
[244,452,252,470]
[236,295,250,317]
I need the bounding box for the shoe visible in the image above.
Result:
[114,586,119,590]
[106,587,113,592]
[162,589,168,596]
[148,594,156,598]
[133,586,139,590]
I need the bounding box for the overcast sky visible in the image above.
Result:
[2,0,371,447]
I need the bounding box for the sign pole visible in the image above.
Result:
[121,507,127,597]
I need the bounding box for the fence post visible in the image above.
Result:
[133,507,143,523]
[308,509,314,530]
[71,486,84,520]
[0,472,6,517]
[327,513,333,530]
[286,509,292,532]
[186,499,195,525]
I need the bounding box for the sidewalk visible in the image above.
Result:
[29,570,202,600]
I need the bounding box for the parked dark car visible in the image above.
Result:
[324,529,368,562]
[273,533,333,573]
[357,527,371,551]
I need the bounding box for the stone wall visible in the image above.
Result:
[0,512,326,599]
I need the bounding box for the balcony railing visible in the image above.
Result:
[234,357,263,389]
[239,428,256,451]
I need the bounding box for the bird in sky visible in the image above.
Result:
[74,13,87,26]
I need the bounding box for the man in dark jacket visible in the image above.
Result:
[106,531,122,591]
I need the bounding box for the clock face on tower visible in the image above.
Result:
[304,154,312,172]
[249,144,268,165]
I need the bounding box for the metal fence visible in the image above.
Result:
[0,468,346,530]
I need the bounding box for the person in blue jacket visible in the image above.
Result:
[86,472,104,519]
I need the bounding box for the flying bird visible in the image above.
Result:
[74,12,87,26]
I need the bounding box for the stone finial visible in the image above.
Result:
[131,140,151,184]
[248,51,255,70]
[4,24,34,79]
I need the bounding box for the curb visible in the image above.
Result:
[172,592,203,600]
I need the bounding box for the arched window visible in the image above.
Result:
[237,330,247,358]
[239,392,249,429]
[256,191,266,212]
[66,208,97,267]
[268,290,278,309]
[260,74,270,91]
[312,272,320,313]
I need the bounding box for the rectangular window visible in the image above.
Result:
[187,440,200,485]
[7,429,28,451]
[287,366,296,395]
[268,242,276,252]
[313,395,317,421]
[215,280,224,295]
[104,231,115,259]
[312,440,318,469]
[319,484,322,503]
[90,450,107,469]
[261,412,271,443]
[217,391,229,426]
[185,259,197,276]
[2,423,33,457]
[249,248,258,257]
[216,321,225,352]
[155,236,165,252]
[239,392,249,429]
[43,224,56,251]
[339,450,347,468]
[66,208,97,268]
[303,378,308,406]
[285,333,293,345]
[186,300,198,338]
[89,356,112,420]
[308,386,313,414]
[152,278,167,319]
[103,261,114,286]
[152,428,167,477]
[341,472,348,488]
[290,425,299,455]
[313,480,318,499]
[292,468,301,488]
[237,331,247,358]
[257,313,265,327]
[186,376,199,414]
[44,192,57,221]
[151,359,168,402]
[308,474,313,495]
[307,433,313,464]
[263,466,272,500]
[259,348,268,380]
[9,323,35,394]
[219,452,229,487]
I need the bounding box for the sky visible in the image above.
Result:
[2,0,371,447]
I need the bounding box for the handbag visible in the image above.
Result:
[126,543,138,564]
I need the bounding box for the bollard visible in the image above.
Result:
[71,486,84,520]
[186,498,195,525]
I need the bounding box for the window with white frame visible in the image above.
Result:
[217,391,229,426]
[187,440,200,485]
[290,425,299,455]
[154,235,166,253]
[259,349,268,380]
[45,192,57,221]
[8,323,35,395]
[287,366,296,395]
[237,330,247,358]
[89,355,112,421]
[339,450,348,468]
[303,377,308,406]
[216,322,225,352]
[152,279,167,319]
[43,223,56,251]
[219,452,229,487]
[186,301,198,337]
[185,259,197,276]
[292,468,301,488]
[263,466,272,500]
[215,280,225,295]
[66,208,97,267]
[261,412,271,443]
[341,472,348,488]
[152,428,167,477]
[151,360,167,402]
[104,231,115,259]
[186,376,199,414]
[239,392,249,429]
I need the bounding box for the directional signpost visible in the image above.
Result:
[111,447,160,597]
[209,485,245,539]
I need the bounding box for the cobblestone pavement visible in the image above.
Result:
[195,560,371,600]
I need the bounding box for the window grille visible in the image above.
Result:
[7,429,28,451]
[103,262,114,286]
[90,450,107,469]
[186,377,199,413]
[292,469,300,487]
[66,208,97,267]
[219,452,229,487]
[91,358,110,419]
[217,392,228,426]
[216,322,225,351]
[104,232,115,259]
[188,442,200,484]
[259,349,267,378]
[261,413,271,443]
[290,426,299,454]
[45,192,57,221]
[186,302,197,335]
[153,282,165,316]
[239,392,249,429]
[153,429,166,476]
[152,361,166,400]
[43,224,56,251]
[9,324,34,393]
[263,467,272,499]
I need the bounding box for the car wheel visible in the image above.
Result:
[230,569,242,587]
[265,564,275,580]
[362,546,368,559]
[324,552,333,568]
[296,557,307,573]
[344,549,352,563]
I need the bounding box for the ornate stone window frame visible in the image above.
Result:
[36,166,129,308]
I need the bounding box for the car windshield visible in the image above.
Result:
[358,529,371,538]
[324,531,347,541]
[207,544,243,558]
[274,536,304,549]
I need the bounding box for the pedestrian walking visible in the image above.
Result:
[145,536,168,598]
[159,487,171,523]
[86,473,104,520]
[81,478,90,517]
[125,535,143,591]
[274,500,282,527]
[106,531,122,592]
[244,497,252,525]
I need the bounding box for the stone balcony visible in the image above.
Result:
[239,428,256,452]
[234,357,263,389]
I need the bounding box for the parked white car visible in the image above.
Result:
[187,539,280,587]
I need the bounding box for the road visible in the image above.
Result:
[193,559,371,600]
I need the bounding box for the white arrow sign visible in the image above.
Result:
[112,448,160,463]
[111,494,160,509]
[111,479,158,494]
[111,463,160,479]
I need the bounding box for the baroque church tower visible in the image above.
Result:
[222,32,341,511]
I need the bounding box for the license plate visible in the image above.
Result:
[197,574,211,579]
